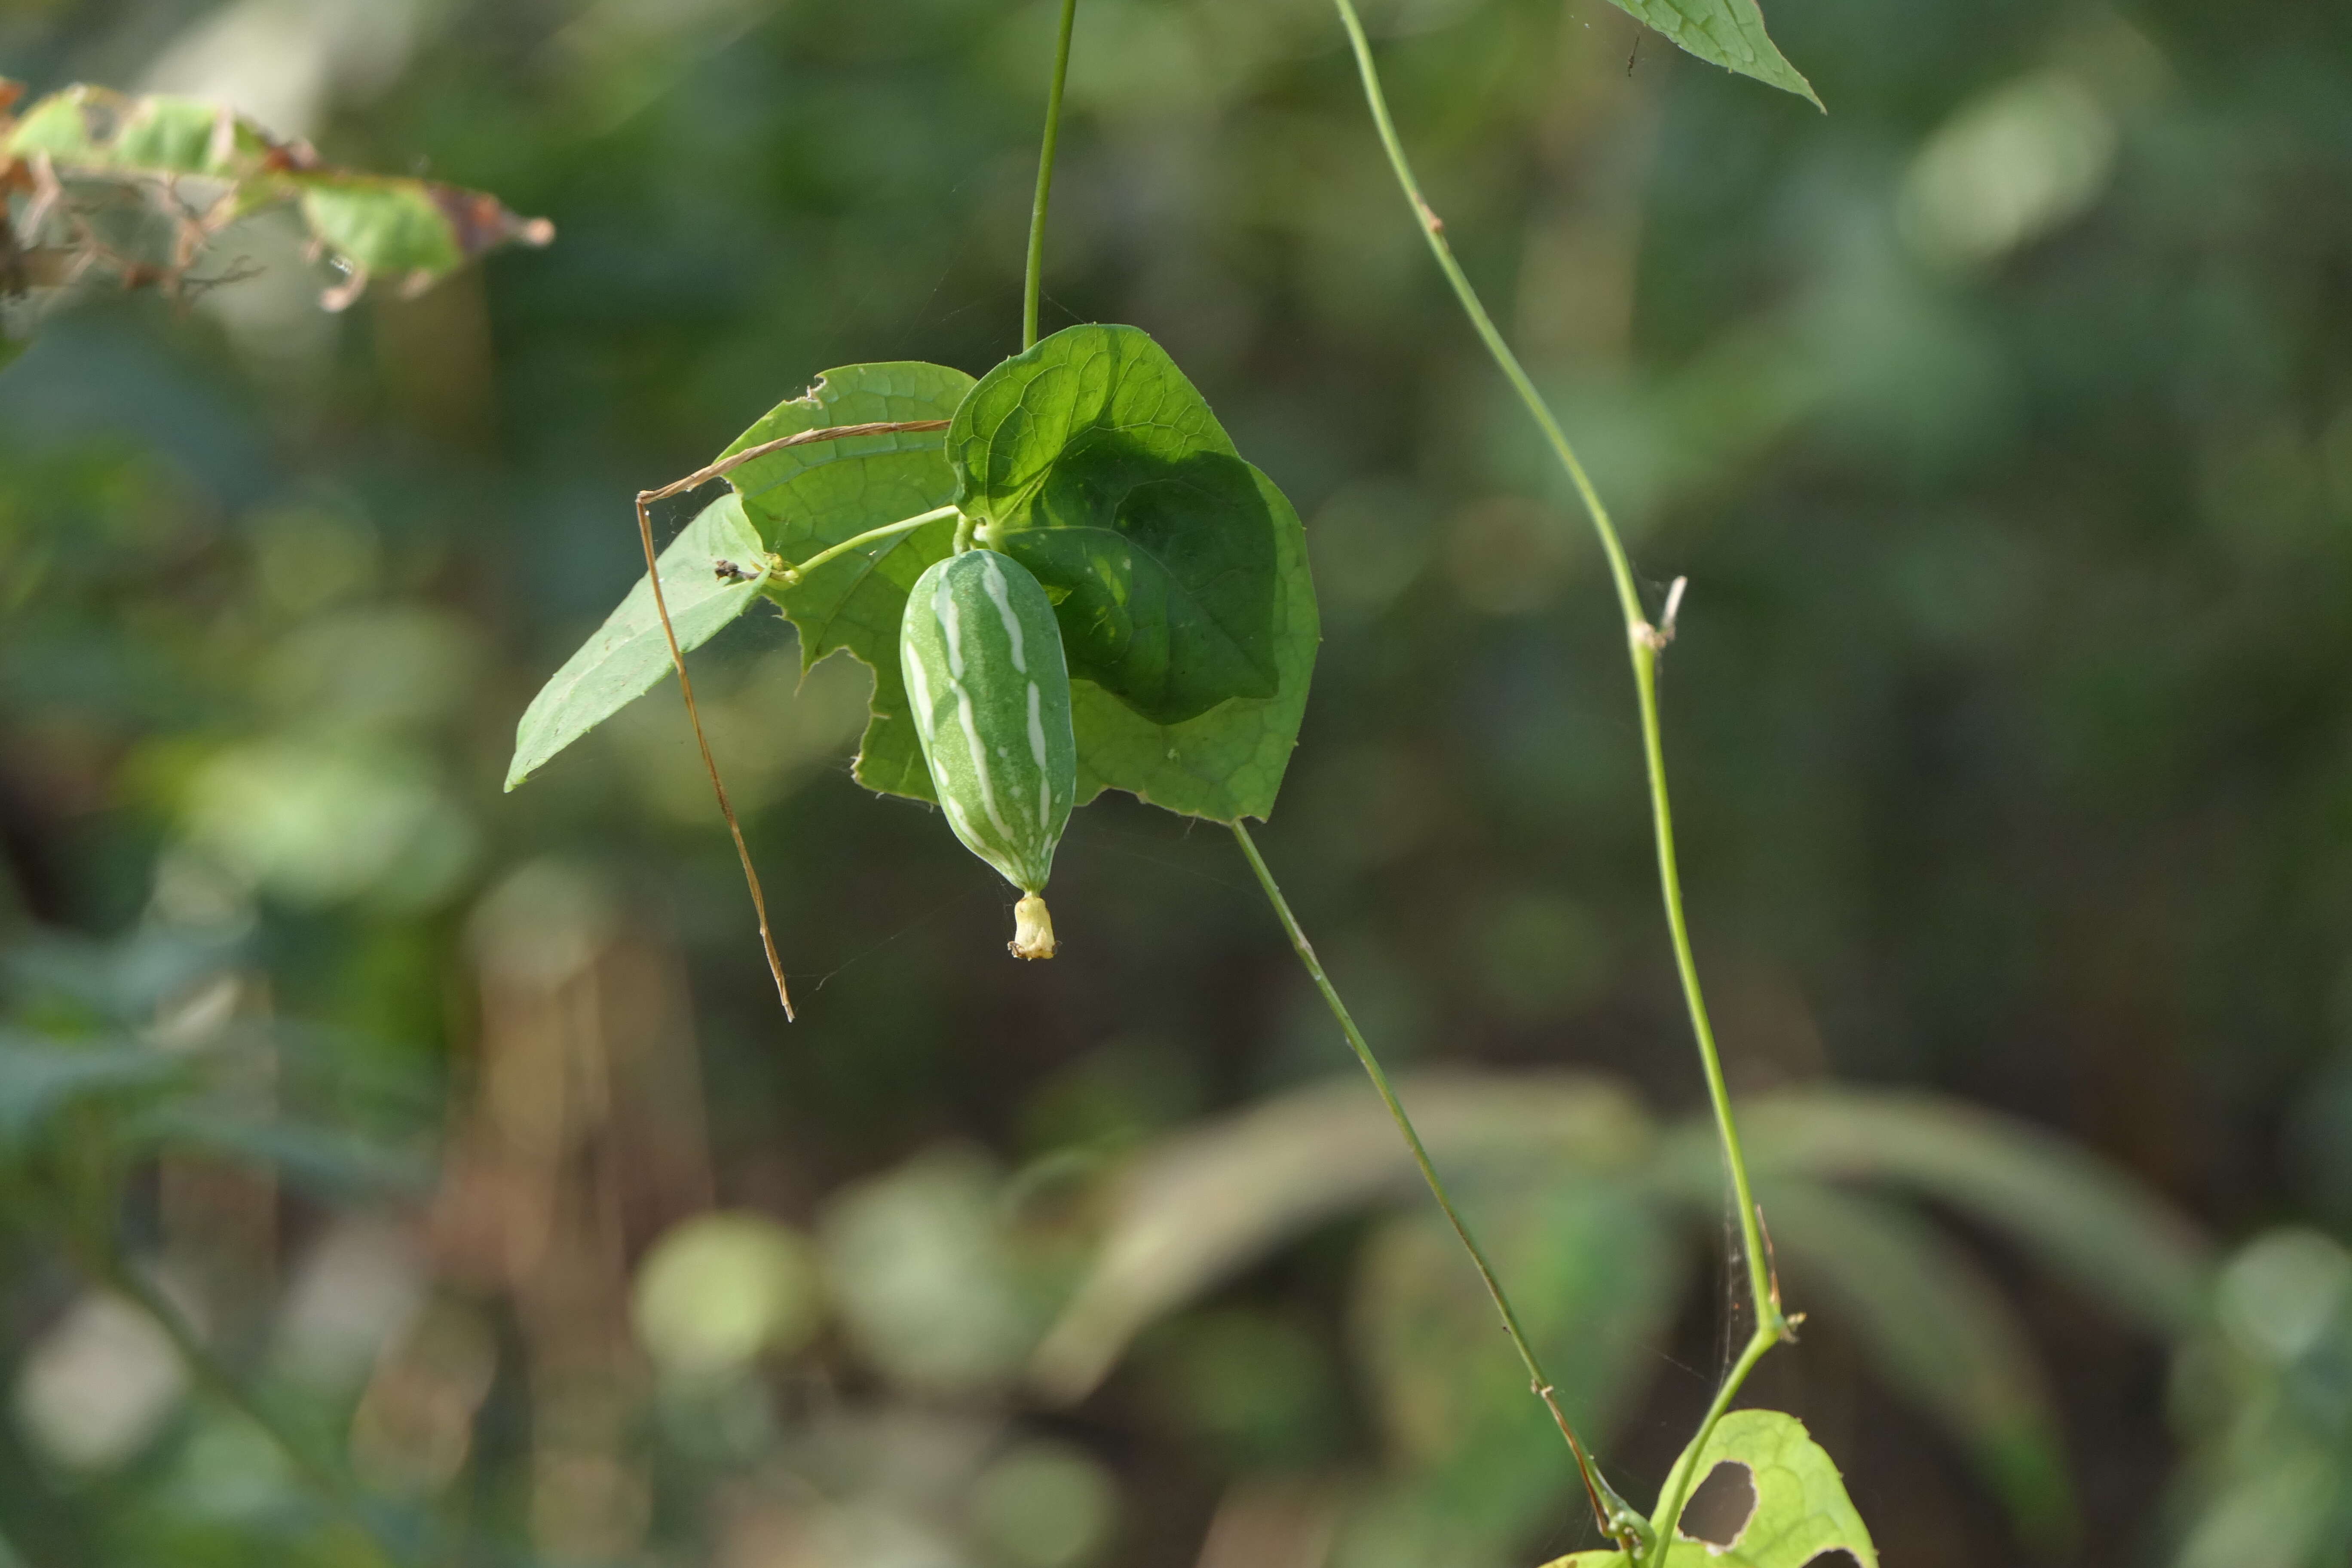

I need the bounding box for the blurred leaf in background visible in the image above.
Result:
[2168,1228,2352,1568]
[1041,1071,2210,1564]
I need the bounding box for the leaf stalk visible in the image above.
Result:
[1232,823,1650,1553]
[778,505,959,584]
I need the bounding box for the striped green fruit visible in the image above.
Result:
[899,546,1078,959]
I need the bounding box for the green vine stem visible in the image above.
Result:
[779,505,958,583]
[1322,1,1789,1556]
[1233,823,1650,1551]
[1022,0,1081,351]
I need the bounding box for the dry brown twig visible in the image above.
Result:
[632,417,955,1019]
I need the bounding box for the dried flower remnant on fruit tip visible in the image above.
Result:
[1011,894,1056,960]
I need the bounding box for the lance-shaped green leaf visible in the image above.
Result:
[505,494,770,791]
[721,361,977,802]
[1607,1,1821,110]
[950,325,1283,726]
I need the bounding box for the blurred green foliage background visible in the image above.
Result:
[5,0,2352,1565]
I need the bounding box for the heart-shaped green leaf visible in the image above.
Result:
[950,325,1282,726]
[505,493,769,791]
[723,361,977,802]
[705,339,1315,824]
[1066,457,1316,823]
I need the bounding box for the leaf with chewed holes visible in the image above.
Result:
[2,80,552,301]
[1541,1409,1876,1568]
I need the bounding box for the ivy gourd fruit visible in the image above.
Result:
[900,547,1078,959]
